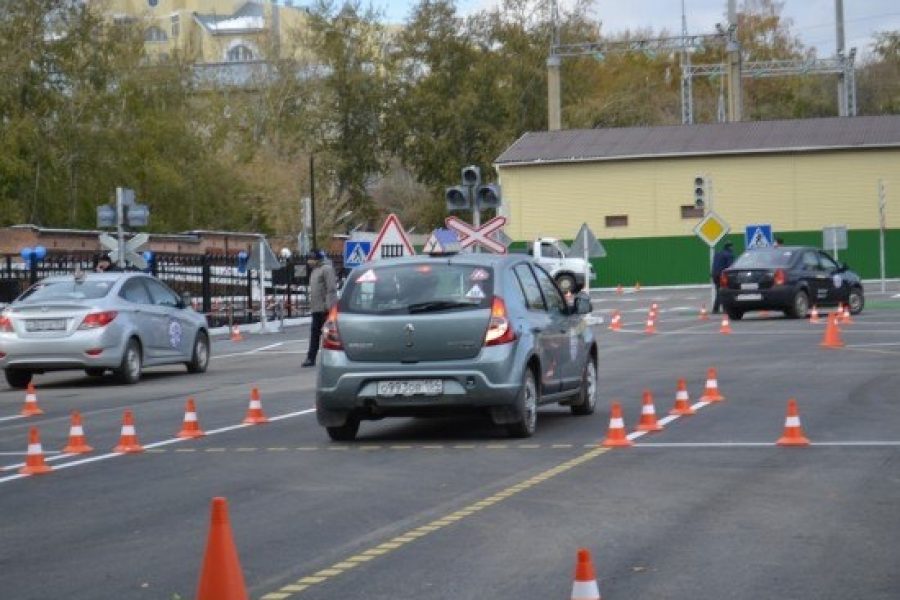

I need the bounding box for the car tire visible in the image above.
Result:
[326,417,360,442]
[571,357,597,416]
[507,368,538,438]
[848,286,865,315]
[114,338,142,385]
[788,290,809,319]
[725,307,743,321]
[5,369,33,390]
[555,274,576,294]
[186,331,210,374]
[85,368,106,377]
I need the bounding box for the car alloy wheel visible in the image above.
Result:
[848,289,864,314]
[792,290,809,319]
[572,359,597,416]
[508,369,538,438]
[116,339,142,385]
[187,332,210,373]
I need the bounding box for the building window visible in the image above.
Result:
[144,26,168,42]
[680,205,704,219]
[171,15,180,38]
[226,45,254,62]
[148,0,158,6]
[605,215,628,228]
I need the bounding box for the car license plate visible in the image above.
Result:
[740,283,759,290]
[376,380,442,397]
[736,293,762,301]
[25,319,67,332]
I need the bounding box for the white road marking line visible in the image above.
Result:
[634,441,900,447]
[626,401,709,441]
[0,408,316,483]
[0,414,27,423]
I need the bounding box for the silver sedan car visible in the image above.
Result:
[0,272,210,388]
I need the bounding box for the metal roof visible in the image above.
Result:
[495,116,900,166]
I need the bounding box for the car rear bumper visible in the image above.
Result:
[0,329,127,371]
[720,286,795,310]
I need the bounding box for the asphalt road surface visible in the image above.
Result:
[1,284,899,600]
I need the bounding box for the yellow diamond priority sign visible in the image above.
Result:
[694,211,730,247]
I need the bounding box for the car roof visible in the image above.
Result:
[743,246,812,253]
[357,253,525,268]
[39,271,148,284]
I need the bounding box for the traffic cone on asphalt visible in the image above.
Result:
[608,311,622,331]
[634,281,641,292]
[669,378,696,416]
[601,402,633,447]
[776,398,810,446]
[20,383,44,416]
[719,315,732,334]
[820,313,844,349]
[699,368,725,403]
[699,304,709,321]
[616,284,623,295]
[18,427,53,475]
[809,305,820,323]
[636,390,663,432]
[62,411,93,454]
[177,398,206,439]
[230,325,243,342]
[196,497,249,600]
[242,387,268,424]
[113,410,144,453]
[644,313,657,335]
[570,548,602,600]
[842,304,853,324]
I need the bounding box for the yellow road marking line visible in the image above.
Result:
[175,448,196,453]
[268,447,289,451]
[146,449,166,453]
[263,446,607,598]
[390,445,412,449]
[236,448,256,452]
[205,448,226,452]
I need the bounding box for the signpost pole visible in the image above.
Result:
[583,242,590,298]
[708,177,715,309]
[879,180,886,294]
[115,187,126,270]
[258,237,269,333]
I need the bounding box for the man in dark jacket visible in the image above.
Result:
[302,250,338,367]
[711,242,735,314]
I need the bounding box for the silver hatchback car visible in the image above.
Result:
[0,272,210,388]
[315,253,598,441]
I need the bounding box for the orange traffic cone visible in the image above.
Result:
[699,368,725,403]
[178,398,206,439]
[842,304,853,324]
[719,315,732,334]
[669,378,696,416]
[113,410,144,453]
[820,313,844,348]
[230,325,243,342]
[608,311,622,331]
[20,383,44,416]
[809,305,820,324]
[776,398,810,446]
[651,303,659,314]
[615,284,623,295]
[18,427,53,475]
[601,402,633,447]
[196,497,249,600]
[644,313,657,335]
[570,548,602,600]
[699,304,709,321]
[242,387,268,424]
[636,390,663,432]
[62,411,93,454]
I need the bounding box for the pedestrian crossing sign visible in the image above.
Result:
[745,224,774,249]
[343,240,372,268]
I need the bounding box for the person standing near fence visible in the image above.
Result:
[302,250,338,367]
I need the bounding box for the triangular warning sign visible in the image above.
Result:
[569,223,606,258]
[749,228,770,248]
[367,214,416,261]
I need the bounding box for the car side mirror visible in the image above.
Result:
[574,294,592,315]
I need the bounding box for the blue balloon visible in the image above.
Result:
[143,250,154,261]
[33,246,46,260]
[20,247,33,261]
[238,250,248,260]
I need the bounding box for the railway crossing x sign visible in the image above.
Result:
[444,216,508,254]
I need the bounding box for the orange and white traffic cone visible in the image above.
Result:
[601,402,633,447]
[230,325,243,342]
[842,303,853,324]
[719,315,732,334]
[242,387,268,424]
[636,390,663,432]
[570,548,602,600]
[19,427,53,475]
[608,311,622,331]
[669,378,696,416]
[699,304,709,321]
[644,313,657,335]
[809,305,820,323]
[113,410,144,453]
[776,398,810,446]
[62,411,93,454]
[20,383,44,417]
[178,398,206,439]
[699,367,725,403]
[651,303,659,314]
[196,497,249,600]
[820,313,844,348]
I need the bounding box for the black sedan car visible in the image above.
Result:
[719,246,864,320]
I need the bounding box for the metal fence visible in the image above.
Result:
[0,251,345,327]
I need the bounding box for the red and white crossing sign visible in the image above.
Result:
[444,216,508,254]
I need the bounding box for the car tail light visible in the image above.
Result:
[719,272,728,288]
[322,305,343,350]
[773,269,786,286]
[0,315,12,332]
[484,297,517,347]
[78,311,118,330]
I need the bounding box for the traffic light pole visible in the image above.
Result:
[707,178,715,310]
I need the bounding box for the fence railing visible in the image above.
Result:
[0,251,345,327]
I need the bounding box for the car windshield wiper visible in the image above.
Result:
[407,300,477,313]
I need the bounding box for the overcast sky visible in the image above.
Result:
[375,0,900,58]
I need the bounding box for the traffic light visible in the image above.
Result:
[475,183,502,209]
[693,175,707,209]
[461,165,481,188]
[445,186,471,211]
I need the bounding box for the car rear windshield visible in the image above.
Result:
[731,250,795,269]
[17,280,114,303]
[340,263,494,315]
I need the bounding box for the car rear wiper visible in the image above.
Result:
[407,300,477,313]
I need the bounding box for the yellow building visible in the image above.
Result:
[495,116,900,285]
